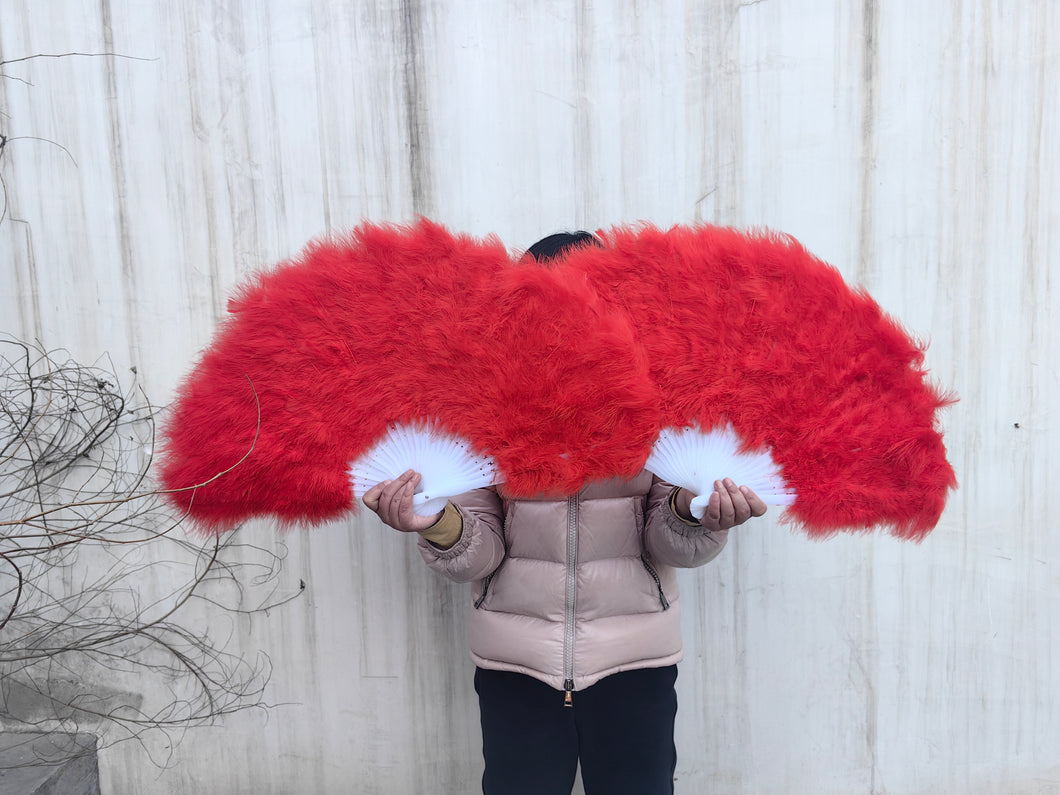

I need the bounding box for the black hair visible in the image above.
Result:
[526,231,602,263]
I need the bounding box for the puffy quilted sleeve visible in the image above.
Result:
[643,477,729,568]
[417,487,506,583]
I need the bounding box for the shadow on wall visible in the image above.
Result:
[0,733,100,795]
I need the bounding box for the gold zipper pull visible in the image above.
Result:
[563,679,574,707]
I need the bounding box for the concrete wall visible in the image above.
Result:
[1,1,1056,792]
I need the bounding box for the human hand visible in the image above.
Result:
[674,479,767,532]
[362,470,445,533]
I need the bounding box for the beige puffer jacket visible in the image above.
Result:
[417,471,728,693]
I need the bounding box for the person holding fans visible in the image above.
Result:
[363,232,767,795]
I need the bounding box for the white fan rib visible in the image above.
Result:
[349,422,502,517]
[645,424,795,520]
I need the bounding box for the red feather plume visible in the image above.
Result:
[556,224,957,540]
[158,220,659,531]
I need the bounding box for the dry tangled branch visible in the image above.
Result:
[0,338,301,768]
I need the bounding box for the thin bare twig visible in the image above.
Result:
[0,52,158,68]
[0,338,302,768]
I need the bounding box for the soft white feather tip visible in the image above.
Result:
[349,422,502,517]
[645,425,796,519]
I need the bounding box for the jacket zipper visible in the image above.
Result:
[473,573,493,609]
[563,494,578,707]
[641,555,670,610]
[474,507,508,609]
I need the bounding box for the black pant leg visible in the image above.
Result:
[574,665,679,795]
[475,668,579,795]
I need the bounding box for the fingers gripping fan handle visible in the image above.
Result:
[349,422,501,517]
[646,425,795,519]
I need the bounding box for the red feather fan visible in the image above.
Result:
[555,224,957,540]
[161,220,955,540]
[159,220,659,531]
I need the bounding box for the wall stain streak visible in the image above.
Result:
[100,0,142,371]
[574,0,597,226]
[729,523,750,766]
[855,0,879,287]
[864,542,880,794]
[962,0,992,565]
[309,0,332,234]
[0,47,44,342]
[399,0,434,217]
[265,5,288,229]
[180,2,224,321]
[227,7,263,267]
[691,0,744,225]
[853,5,881,786]
[1021,3,1045,351]
[9,220,43,343]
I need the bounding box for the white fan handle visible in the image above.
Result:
[688,494,710,521]
[412,492,450,518]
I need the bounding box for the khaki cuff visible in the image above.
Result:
[417,502,463,549]
[669,487,702,527]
